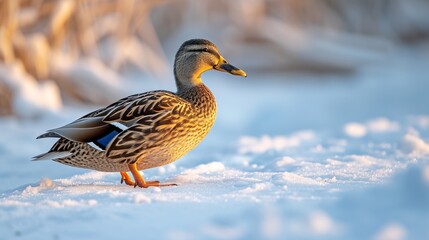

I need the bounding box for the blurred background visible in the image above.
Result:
[1,0,429,117]
[1,1,429,239]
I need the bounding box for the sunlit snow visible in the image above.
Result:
[1,47,428,240]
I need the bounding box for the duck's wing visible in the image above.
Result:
[102,91,192,123]
[103,92,194,163]
[36,116,119,143]
[37,91,193,152]
[36,92,147,143]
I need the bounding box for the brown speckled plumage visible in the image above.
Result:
[34,39,246,187]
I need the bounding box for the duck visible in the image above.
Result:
[33,39,247,188]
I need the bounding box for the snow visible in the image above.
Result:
[307,211,340,235]
[280,172,325,186]
[403,129,429,157]
[276,156,296,167]
[50,55,127,104]
[411,115,429,129]
[343,122,367,138]
[238,131,315,154]
[0,63,62,117]
[367,118,400,133]
[1,46,429,239]
[344,118,400,138]
[425,166,429,183]
[374,223,407,240]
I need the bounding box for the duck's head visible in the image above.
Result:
[174,39,247,89]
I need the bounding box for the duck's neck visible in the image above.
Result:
[177,81,215,104]
[175,76,202,93]
[174,60,203,90]
[175,68,217,119]
[174,62,216,107]
[178,82,217,120]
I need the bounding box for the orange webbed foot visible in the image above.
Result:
[126,163,178,188]
[120,172,135,186]
[136,182,178,188]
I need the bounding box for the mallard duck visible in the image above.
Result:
[34,39,246,188]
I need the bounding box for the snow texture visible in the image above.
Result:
[0,63,62,118]
[1,47,429,239]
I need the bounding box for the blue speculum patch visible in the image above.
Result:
[93,126,122,150]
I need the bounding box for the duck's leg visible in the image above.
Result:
[120,172,135,186]
[128,163,177,188]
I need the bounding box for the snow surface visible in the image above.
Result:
[1,47,429,239]
[0,63,62,118]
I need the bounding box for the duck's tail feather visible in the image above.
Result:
[32,151,72,161]
[36,132,62,139]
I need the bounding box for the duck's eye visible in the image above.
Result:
[203,48,209,52]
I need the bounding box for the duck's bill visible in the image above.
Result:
[214,63,247,77]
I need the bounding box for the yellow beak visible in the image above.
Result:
[213,57,247,77]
